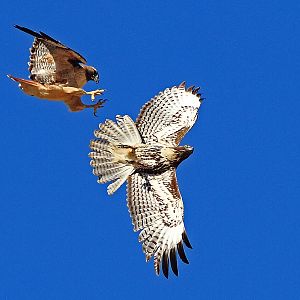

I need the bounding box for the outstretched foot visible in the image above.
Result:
[85,99,107,116]
[85,89,105,101]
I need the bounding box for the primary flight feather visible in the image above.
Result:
[89,82,203,277]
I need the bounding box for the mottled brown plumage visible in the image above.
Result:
[89,83,203,277]
[8,25,105,114]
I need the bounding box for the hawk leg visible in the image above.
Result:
[85,89,105,101]
[85,99,107,116]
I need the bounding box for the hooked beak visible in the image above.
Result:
[94,74,99,84]
[188,146,194,155]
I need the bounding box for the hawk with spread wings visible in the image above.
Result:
[89,82,203,277]
[8,25,105,114]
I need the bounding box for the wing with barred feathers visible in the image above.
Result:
[15,25,87,86]
[127,168,192,278]
[136,82,202,146]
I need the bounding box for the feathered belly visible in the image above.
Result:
[18,80,84,101]
[133,145,173,173]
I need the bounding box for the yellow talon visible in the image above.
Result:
[86,89,105,101]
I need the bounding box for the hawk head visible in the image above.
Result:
[170,145,194,167]
[180,145,194,160]
[85,66,99,83]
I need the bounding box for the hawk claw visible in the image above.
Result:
[86,89,105,101]
[92,99,107,117]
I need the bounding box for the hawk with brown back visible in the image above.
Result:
[8,25,105,114]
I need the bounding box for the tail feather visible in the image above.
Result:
[104,119,130,142]
[90,156,112,165]
[94,129,119,143]
[89,152,113,160]
[116,115,141,144]
[98,165,132,183]
[7,74,40,86]
[107,167,134,195]
[90,140,111,152]
[89,115,142,195]
[98,123,120,142]
[92,162,123,178]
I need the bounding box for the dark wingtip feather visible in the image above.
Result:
[162,251,169,278]
[156,261,160,275]
[14,25,58,44]
[14,24,23,30]
[192,87,200,94]
[14,25,42,39]
[39,31,62,45]
[182,231,192,249]
[170,248,178,276]
[177,241,189,264]
[187,85,195,92]
[183,83,204,101]
[178,81,186,88]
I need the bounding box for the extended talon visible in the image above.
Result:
[86,89,105,101]
[93,99,107,116]
[84,99,107,116]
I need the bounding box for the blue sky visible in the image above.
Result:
[1,0,299,299]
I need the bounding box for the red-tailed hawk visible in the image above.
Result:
[8,25,105,114]
[89,82,203,277]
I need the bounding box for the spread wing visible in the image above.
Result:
[127,168,192,278]
[15,25,87,86]
[136,82,202,146]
